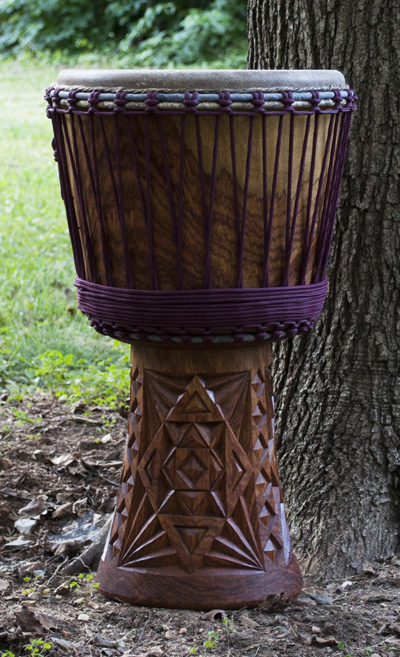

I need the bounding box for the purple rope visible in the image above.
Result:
[144,114,159,290]
[229,114,240,274]
[51,109,85,277]
[301,112,335,282]
[157,114,185,289]
[114,113,134,288]
[314,112,341,282]
[284,114,311,285]
[262,114,284,287]
[178,114,186,289]
[237,115,255,288]
[64,109,97,282]
[81,113,113,286]
[203,115,220,288]
[300,110,319,284]
[319,111,353,279]
[261,113,269,287]
[283,113,295,286]
[76,276,328,331]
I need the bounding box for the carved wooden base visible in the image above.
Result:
[97,343,303,609]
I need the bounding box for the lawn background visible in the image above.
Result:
[0,60,130,407]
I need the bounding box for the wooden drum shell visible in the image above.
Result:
[59,109,344,291]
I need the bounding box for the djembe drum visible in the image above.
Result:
[46,70,356,610]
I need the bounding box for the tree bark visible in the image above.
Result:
[247,0,400,576]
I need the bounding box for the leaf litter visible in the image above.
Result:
[0,393,399,657]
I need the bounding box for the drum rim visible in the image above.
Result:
[55,68,348,92]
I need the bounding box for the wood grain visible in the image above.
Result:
[97,342,303,609]
[62,110,335,290]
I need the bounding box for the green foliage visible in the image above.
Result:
[0,0,246,67]
[0,62,129,407]
[0,0,112,53]
[187,618,237,655]
[23,639,53,657]
[31,350,130,407]
[69,572,100,595]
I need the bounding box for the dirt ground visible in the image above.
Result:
[0,393,399,657]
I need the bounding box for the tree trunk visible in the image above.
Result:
[247,0,400,576]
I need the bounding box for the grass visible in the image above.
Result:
[0,60,130,406]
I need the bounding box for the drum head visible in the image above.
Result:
[55,69,347,92]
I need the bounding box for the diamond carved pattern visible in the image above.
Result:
[106,364,293,574]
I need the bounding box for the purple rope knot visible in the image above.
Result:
[332,89,343,108]
[114,90,129,112]
[45,90,55,117]
[44,87,53,105]
[67,89,80,109]
[145,91,159,110]
[252,91,265,111]
[88,91,101,112]
[183,91,199,109]
[280,91,294,110]
[269,324,286,340]
[218,92,232,111]
[309,91,321,110]
[51,136,58,162]
[51,88,64,107]
[346,89,358,110]
[299,320,312,333]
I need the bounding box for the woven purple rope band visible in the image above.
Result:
[75,277,328,344]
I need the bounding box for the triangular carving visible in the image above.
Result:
[179,424,209,448]
[176,526,207,554]
[177,491,208,515]
[196,422,225,448]
[167,376,223,423]
[180,392,210,414]
[208,372,249,436]
[159,515,224,573]
[145,371,186,428]
[232,453,245,490]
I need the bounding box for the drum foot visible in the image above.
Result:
[97,342,303,610]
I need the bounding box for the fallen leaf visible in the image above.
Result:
[52,638,73,651]
[362,562,376,576]
[299,633,312,645]
[366,595,392,603]
[18,495,48,518]
[14,606,58,633]
[311,636,339,647]
[202,609,226,621]
[238,615,259,629]
[52,502,74,519]
[0,579,10,592]
[14,518,37,534]
[4,537,32,549]
[94,634,115,648]
[309,593,334,606]
[77,613,90,621]
[51,453,76,468]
